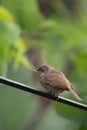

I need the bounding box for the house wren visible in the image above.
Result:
[35,65,82,101]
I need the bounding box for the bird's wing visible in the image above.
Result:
[42,71,69,90]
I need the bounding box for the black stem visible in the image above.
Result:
[0,76,87,111]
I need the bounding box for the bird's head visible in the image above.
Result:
[35,65,53,75]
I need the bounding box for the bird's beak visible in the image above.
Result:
[32,69,37,73]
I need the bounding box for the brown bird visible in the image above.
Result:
[35,65,82,101]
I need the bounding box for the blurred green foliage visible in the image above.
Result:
[0,0,87,130]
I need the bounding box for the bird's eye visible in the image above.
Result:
[41,69,44,72]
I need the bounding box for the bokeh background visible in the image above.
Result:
[0,0,87,130]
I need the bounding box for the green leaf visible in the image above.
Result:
[0,20,20,75]
[0,6,14,22]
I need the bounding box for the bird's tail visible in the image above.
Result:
[69,88,82,101]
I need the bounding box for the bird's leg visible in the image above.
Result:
[47,91,58,99]
[54,93,59,99]
[47,91,55,97]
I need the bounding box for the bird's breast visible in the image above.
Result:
[40,75,50,90]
